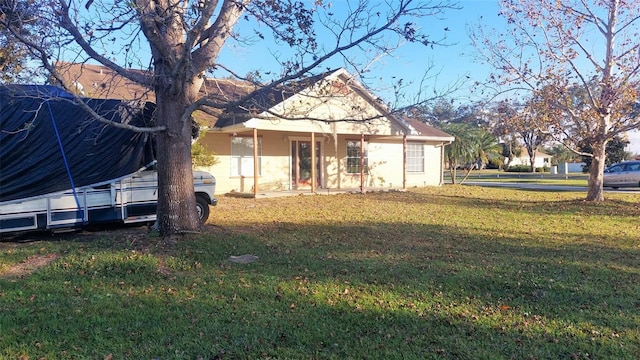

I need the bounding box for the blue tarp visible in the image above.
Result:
[0,85,156,202]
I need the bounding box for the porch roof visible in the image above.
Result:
[208,113,454,143]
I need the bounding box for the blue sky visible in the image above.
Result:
[215,0,501,106]
[76,0,638,154]
[213,0,640,154]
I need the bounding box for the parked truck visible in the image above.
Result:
[0,164,217,234]
[0,85,217,234]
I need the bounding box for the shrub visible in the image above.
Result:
[505,165,531,172]
[191,142,220,167]
[486,159,503,170]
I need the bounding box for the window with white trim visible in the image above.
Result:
[231,137,261,176]
[346,140,368,174]
[406,143,424,173]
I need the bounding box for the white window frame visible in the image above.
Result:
[346,140,368,174]
[406,142,424,173]
[231,136,262,176]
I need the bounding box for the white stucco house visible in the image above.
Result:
[197,68,454,195]
[59,63,455,196]
[506,147,552,169]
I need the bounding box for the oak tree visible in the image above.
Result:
[2,0,457,236]
[0,0,46,82]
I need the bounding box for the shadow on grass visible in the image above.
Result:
[365,187,640,218]
[0,205,638,358]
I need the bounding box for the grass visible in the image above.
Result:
[461,177,588,186]
[445,169,589,186]
[1,186,639,359]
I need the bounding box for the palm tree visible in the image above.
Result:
[459,128,502,183]
[441,123,502,184]
[440,123,478,184]
[474,130,503,169]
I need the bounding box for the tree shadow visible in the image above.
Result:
[1,192,639,358]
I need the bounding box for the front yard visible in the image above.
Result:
[1,186,639,359]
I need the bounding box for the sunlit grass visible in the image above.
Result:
[463,177,588,186]
[445,169,589,186]
[1,185,639,359]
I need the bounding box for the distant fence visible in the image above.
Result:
[557,162,586,174]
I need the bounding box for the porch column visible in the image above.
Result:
[360,133,365,193]
[311,131,316,193]
[403,135,407,190]
[253,128,258,197]
[440,142,447,185]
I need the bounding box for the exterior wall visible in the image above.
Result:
[406,142,444,187]
[365,140,403,188]
[508,154,551,168]
[365,139,444,188]
[197,130,446,195]
[197,131,292,194]
[260,76,406,137]
[252,116,403,137]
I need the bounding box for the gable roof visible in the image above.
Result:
[403,117,455,140]
[520,147,552,158]
[52,63,453,141]
[55,62,262,127]
[56,62,259,106]
[55,62,153,100]
[213,70,333,128]
[213,68,417,135]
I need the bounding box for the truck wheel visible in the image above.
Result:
[195,196,210,224]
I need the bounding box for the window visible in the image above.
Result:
[406,143,424,173]
[346,140,368,174]
[231,137,261,176]
[607,164,624,173]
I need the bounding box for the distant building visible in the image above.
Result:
[505,147,552,169]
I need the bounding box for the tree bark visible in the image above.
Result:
[528,153,536,172]
[586,141,606,201]
[155,86,200,235]
[449,158,457,185]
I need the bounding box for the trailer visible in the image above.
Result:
[0,84,217,234]
[0,165,217,233]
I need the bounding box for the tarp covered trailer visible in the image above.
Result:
[0,85,217,234]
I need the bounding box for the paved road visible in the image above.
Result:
[461,181,585,192]
[459,181,640,194]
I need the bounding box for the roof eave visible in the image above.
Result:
[406,135,456,142]
[210,118,260,133]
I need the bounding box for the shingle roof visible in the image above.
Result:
[56,64,379,130]
[55,62,153,100]
[403,117,454,138]
[213,70,336,128]
[54,63,452,141]
[54,62,256,127]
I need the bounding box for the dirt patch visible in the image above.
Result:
[1,253,58,280]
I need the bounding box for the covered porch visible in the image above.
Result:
[197,123,451,197]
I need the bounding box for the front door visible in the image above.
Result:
[291,140,322,189]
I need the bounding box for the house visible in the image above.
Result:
[506,147,552,169]
[56,63,454,195]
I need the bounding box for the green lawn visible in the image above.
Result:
[1,186,639,359]
[445,169,589,186]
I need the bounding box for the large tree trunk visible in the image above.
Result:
[136,0,244,237]
[155,86,200,235]
[586,142,607,201]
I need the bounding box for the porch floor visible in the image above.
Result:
[225,187,407,199]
